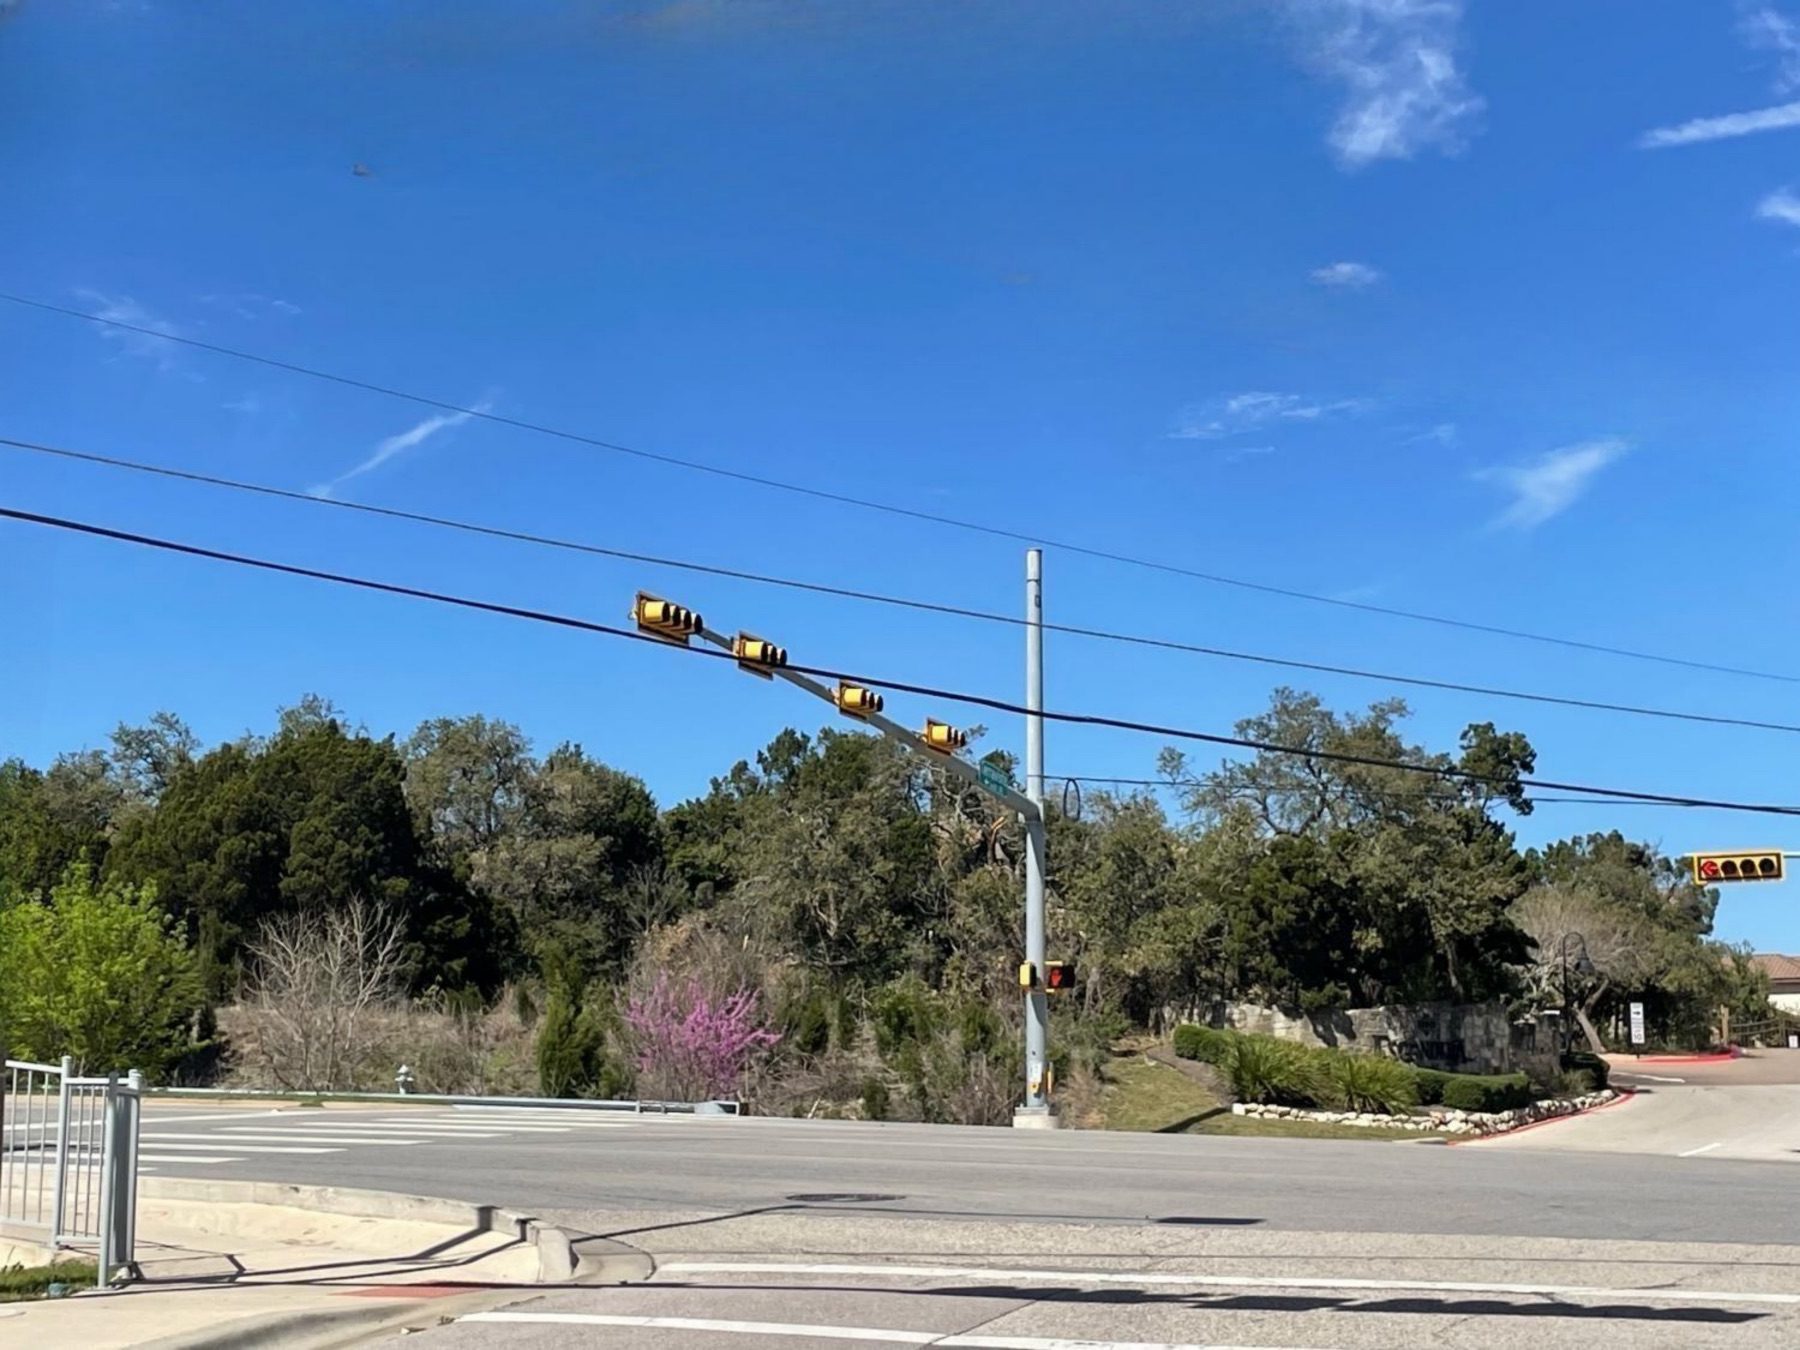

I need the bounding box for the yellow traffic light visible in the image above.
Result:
[1691,850,1785,885]
[632,591,703,645]
[922,719,968,754]
[834,682,885,718]
[733,632,788,679]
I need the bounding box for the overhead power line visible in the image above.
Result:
[1056,775,1711,808]
[5,290,1793,687]
[6,502,1799,820]
[7,433,1797,738]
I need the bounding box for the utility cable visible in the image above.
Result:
[1055,775,1703,808]
[4,290,1793,686]
[6,434,1796,737]
[7,503,1800,818]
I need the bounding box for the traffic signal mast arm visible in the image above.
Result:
[691,623,1042,823]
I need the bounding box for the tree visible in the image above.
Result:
[0,865,201,1077]
[240,899,406,1092]
[109,712,199,805]
[625,973,780,1102]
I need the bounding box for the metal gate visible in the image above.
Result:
[1,1057,142,1284]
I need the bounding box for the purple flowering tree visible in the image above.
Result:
[624,974,782,1102]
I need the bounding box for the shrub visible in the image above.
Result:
[1414,1068,1451,1105]
[1318,1051,1418,1115]
[1220,1033,1323,1106]
[1439,1072,1533,1113]
[1172,1024,1232,1065]
[1559,1051,1609,1095]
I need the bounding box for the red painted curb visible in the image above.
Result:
[1445,1088,1637,1147]
[1631,1047,1741,1065]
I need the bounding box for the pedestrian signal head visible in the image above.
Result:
[733,632,788,678]
[633,592,703,645]
[1691,851,1785,884]
[922,719,968,754]
[834,683,884,718]
[1044,960,1075,994]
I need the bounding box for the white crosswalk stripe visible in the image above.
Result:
[131,1105,655,1169]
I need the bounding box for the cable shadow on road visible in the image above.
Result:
[588,1200,1264,1244]
[653,1279,1767,1325]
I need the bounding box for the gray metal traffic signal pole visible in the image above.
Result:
[1015,547,1054,1126]
[691,576,1057,1128]
[691,626,1042,822]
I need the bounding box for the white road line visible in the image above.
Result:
[1678,1141,1723,1157]
[136,1111,287,1124]
[294,1125,510,1138]
[358,1122,571,1134]
[203,1132,426,1145]
[136,1139,341,1154]
[137,1154,237,1164]
[1622,1073,1686,1084]
[657,1262,1800,1309]
[455,1312,1317,1349]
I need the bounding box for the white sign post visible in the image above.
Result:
[1629,1001,1647,1049]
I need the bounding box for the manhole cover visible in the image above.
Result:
[786,1192,904,1204]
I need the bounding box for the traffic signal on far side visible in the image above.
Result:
[1691,850,1785,884]
[1044,960,1075,994]
[733,632,789,678]
[632,592,703,645]
[922,719,969,754]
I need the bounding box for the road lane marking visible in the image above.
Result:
[203,1132,426,1145]
[1620,1073,1686,1084]
[288,1125,509,1137]
[357,1122,571,1134]
[137,1154,236,1164]
[456,1312,1323,1349]
[658,1261,1800,1309]
[1678,1141,1723,1157]
[137,1139,341,1154]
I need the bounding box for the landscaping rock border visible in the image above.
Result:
[1230,1088,1620,1136]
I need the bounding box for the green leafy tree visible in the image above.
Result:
[0,866,201,1077]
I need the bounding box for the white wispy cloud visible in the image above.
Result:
[1283,0,1483,169]
[1640,99,1800,147]
[77,290,183,371]
[309,405,488,498]
[1758,186,1800,225]
[1641,7,1800,148]
[1740,4,1800,93]
[199,292,302,319]
[1170,391,1370,440]
[1405,422,1459,447]
[1479,439,1628,530]
[223,394,263,415]
[1310,260,1384,288]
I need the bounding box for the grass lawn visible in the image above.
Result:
[1095,1055,1443,1142]
[0,1260,98,1303]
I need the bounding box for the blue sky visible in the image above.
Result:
[6,1,1800,947]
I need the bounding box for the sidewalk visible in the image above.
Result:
[2,1180,597,1349]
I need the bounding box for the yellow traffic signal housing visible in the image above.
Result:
[922,719,968,754]
[632,592,703,645]
[1018,961,1038,989]
[1044,960,1075,994]
[733,632,789,679]
[834,682,884,719]
[1691,850,1785,885]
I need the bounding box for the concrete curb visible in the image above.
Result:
[136,1177,648,1286]
[1446,1087,1637,1146]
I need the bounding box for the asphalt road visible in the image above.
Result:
[125,1094,1800,1348]
[134,1099,1800,1245]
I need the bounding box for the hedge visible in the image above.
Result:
[1437,1072,1533,1113]
[1172,1024,1233,1065]
[1173,1025,1540,1115]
